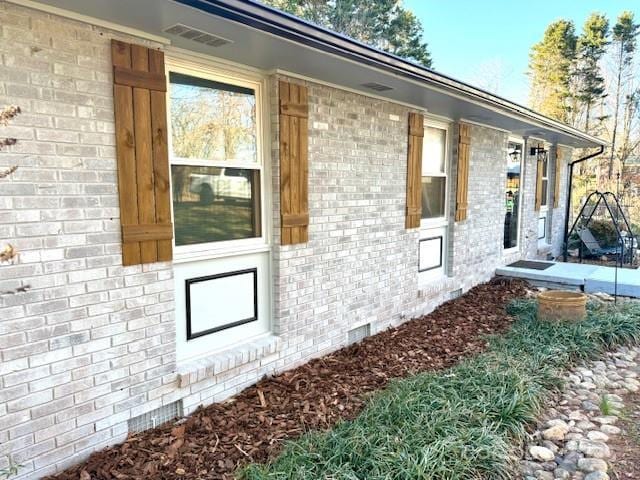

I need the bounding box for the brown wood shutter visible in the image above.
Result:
[455,123,470,222]
[111,39,172,266]
[279,81,309,245]
[553,148,562,208]
[405,112,424,229]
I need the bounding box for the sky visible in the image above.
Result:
[404,0,639,105]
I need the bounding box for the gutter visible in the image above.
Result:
[562,145,606,261]
[174,0,606,147]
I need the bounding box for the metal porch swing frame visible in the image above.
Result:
[566,190,636,267]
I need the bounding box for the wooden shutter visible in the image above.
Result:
[279,81,309,245]
[534,146,544,212]
[455,123,470,222]
[111,39,172,266]
[553,148,562,208]
[405,112,424,229]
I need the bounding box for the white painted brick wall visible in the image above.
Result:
[0,5,176,478]
[0,4,572,479]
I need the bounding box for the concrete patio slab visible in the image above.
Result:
[584,267,640,298]
[496,261,640,298]
[496,262,602,287]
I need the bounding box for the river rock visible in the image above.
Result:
[529,446,555,462]
[577,458,608,473]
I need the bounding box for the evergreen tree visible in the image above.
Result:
[262,0,432,67]
[528,20,577,123]
[575,13,609,134]
[607,11,640,178]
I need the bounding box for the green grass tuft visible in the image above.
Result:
[241,299,640,480]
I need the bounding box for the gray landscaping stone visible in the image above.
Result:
[519,343,640,480]
[530,446,556,462]
[583,472,609,480]
[586,431,609,442]
[577,458,608,473]
[599,425,620,435]
[577,440,610,459]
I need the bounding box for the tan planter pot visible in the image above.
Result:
[537,291,587,323]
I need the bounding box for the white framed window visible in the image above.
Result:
[419,118,450,282]
[421,123,449,225]
[535,144,550,245]
[504,139,523,251]
[166,55,272,363]
[539,154,549,209]
[166,59,269,262]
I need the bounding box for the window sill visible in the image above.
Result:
[176,334,281,388]
[173,243,270,264]
[418,274,455,296]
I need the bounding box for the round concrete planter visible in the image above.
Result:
[537,291,587,323]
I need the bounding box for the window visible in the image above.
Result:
[169,71,262,248]
[540,155,549,208]
[421,126,448,220]
[504,142,522,249]
[419,120,449,283]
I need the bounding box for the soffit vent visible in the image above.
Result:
[164,24,232,48]
[360,82,393,92]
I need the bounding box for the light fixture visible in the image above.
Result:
[530,145,548,161]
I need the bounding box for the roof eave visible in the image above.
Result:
[175,0,605,147]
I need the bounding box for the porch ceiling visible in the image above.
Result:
[24,0,606,149]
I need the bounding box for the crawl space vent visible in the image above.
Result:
[449,288,463,300]
[128,400,183,434]
[361,82,393,92]
[164,24,232,47]
[347,323,371,345]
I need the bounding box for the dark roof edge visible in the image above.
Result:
[174,0,606,147]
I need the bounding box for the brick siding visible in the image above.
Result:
[0,4,570,478]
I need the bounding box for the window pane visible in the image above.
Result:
[422,126,446,174]
[504,142,522,249]
[541,158,548,178]
[172,165,261,246]
[421,176,446,219]
[170,72,257,163]
[541,179,548,206]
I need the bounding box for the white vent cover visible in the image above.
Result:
[128,400,183,433]
[361,82,393,92]
[164,24,232,48]
[347,323,371,345]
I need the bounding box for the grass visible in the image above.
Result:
[241,299,640,480]
[599,395,617,416]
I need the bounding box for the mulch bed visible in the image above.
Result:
[49,278,529,480]
[609,391,640,480]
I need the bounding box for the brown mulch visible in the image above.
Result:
[609,391,640,480]
[49,278,529,480]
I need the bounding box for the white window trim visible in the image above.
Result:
[503,136,524,255]
[420,117,451,230]
[419,116,451,285]
[536,142,551,245]
[165,54,272,263]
